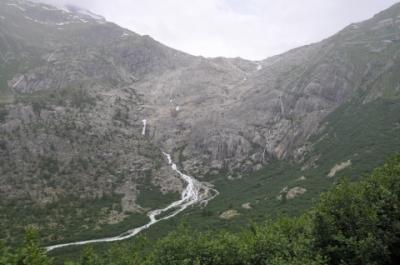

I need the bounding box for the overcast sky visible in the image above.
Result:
[35,0,399,60]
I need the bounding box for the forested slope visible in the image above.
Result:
[2,155,399,265]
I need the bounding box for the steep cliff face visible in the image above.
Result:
[1,0,400,244]
[140,2,400,176]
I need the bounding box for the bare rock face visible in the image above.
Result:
[219,209,240,220]
[277,186,307,200]
[327,160,352,178]
[135,2,400,176]
[242,203,252,210]
[286,187,307,200]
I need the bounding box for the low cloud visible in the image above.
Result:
[35,0,398,60]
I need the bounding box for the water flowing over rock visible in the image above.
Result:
[46,152,218,251]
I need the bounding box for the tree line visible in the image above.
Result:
[1,155,400,265]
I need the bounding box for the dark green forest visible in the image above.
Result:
[1,155,400,265]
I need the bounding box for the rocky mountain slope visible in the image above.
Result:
[0,0,189,243]
[1,0,400,244]
[144,3,400,177]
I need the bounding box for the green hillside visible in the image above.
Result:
[2,154,400,265]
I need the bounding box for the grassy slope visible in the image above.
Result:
[49,98,400,263]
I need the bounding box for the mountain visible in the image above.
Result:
[0,0,193,243]
[1,0,400,246]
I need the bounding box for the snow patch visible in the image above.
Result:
[47,53,55,62]
[23,15,73,26]
[56,22,71,26]
[76,8,105,20]
[64,5,105,22]
[12,76,24,88]
[40,5,59,11]
[6,3,26,12]
[256,64,263,71]
[378,18,394,25]
[78,18,89,23]
[23,15,48,25]
[176,106,180,111]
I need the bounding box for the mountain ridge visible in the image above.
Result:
[1,0,400,247]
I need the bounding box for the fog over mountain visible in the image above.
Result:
[33,0,399,59]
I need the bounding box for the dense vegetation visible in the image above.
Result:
[1,155,399,265]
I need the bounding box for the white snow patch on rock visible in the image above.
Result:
[76,8,105,20]
[6,3,26,12]
[41,5,58,11]
[12,76,24,88]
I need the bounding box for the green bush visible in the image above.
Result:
[14,228,52,265]
[242,216,325,265]
[313,156,400,265]
[2,155,400,265]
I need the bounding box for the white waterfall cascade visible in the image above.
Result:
[45,152,218,252]
[142,119,147,135]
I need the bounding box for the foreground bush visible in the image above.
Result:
[313,155,400,265]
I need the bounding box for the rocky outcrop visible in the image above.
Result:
[219,209,240,220]
[242,203,252,210]
[327,160,352,178]
[277,186,307,200]
[286,187,307,200]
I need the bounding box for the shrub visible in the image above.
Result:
[313,156,400,265]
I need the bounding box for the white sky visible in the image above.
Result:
[35,0,399,60]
